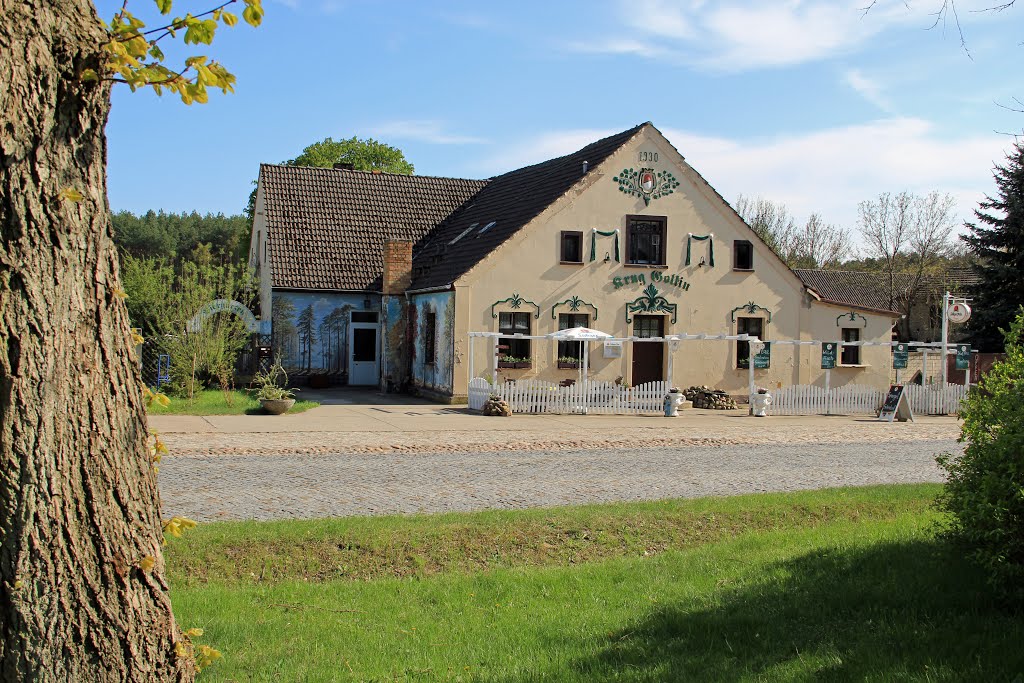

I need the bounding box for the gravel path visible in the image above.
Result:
[159,439,956,521]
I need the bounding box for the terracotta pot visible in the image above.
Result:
[260,398,295,415]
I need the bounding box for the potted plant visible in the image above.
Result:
[498,355,532,369]
[251,358,297,415]
[557,355,582,369]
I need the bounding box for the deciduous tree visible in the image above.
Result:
[733,194,852,268]
[287,136,414,173]
[857,190,956,336]
[0,1,261,679]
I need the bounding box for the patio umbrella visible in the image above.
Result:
[548,327,612,384]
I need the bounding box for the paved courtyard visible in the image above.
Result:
[153,394,960,521]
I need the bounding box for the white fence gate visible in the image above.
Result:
[468,377,668,415]
[771,383,970,416]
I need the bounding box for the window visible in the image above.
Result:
[351,311,377,323]
[558,313,589,361]
[423,310,436,365]
[736,316,764,369]
[734,240,753,270]
[560,231,583,264]
[841,328,860,365]
[626,216,666,265]
[633,315,664,338]
[498,312,531,363]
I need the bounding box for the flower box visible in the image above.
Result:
[498,360,532,369]
[557,360,581,369]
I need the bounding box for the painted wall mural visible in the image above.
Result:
[383,296,407,390]
[270,291,376,375]
[409,291,456,394]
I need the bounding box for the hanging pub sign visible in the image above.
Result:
[892,343,909,370]
[821,342,837,369]
[878,384,915,423]
[955,344,971,371]
[753,343,771,369]
[947,302,971,324]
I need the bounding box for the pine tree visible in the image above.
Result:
[963,140,1024,351]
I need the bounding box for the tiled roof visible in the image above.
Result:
[795,268,980,315]
[408,123,647,289]
[260,164,487,291]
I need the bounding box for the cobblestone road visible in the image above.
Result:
[159,439,956,521]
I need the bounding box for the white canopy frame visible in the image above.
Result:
[467,330,959,398]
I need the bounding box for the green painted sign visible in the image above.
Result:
[753,343,771,369]
[821,342,837,369]
[611,269,690,292]
[893,343,909,370]
[955,344,971,371]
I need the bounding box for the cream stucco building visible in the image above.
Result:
[250,122,899,402]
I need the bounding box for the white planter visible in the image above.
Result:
[664,392,684,417]
[749,392,772,417]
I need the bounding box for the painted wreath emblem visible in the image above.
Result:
[613,167,680,205]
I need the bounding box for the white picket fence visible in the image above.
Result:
[771,382,971,416]
[468,377,668,414]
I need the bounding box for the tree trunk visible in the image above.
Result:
[0,1,193,680]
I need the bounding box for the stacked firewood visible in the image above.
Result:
[684,385,738,410]
[482,395,512,416]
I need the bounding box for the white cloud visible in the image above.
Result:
[565,38,672,60]
[478,119,1003,245]
[843,68,891,111]
[623,0,697,40]
[661,118,1000,238]
[476,128,619,174]
[368,120,487,145]
[569,1,920,71]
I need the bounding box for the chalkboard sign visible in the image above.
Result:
[955,344,971,371]
[892,343,909,370]
[821,342,837,369]
[878,384,914,423]
[753,343,771,369]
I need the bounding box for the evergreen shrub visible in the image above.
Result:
[937,308,1024,602]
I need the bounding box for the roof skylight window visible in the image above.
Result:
[478,221,497,234]
[449,223,478,245]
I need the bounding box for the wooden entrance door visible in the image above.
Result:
[631,315,664,387]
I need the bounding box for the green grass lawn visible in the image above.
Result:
[146,389,319,416]
[168,485,1024,682]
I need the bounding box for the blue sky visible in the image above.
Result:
[100,0,1022,238]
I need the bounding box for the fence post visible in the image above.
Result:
[825,367,831,416]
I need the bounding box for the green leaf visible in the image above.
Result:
[242,2,264,27]
[154,0,173,14]
[58,187,85,203]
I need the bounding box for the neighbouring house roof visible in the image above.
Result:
[407,123,647,289]
[795,268,980,316]
[260,164,487,291]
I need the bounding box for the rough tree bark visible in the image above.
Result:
[0,1,193,680]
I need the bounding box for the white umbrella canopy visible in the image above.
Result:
[547,327,612,393]
[547,326,612,340]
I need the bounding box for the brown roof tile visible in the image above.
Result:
[795,268,980,315]
[260,165,487,291]
[408,123,647,289]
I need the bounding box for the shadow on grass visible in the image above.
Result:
[523,540,1022,682]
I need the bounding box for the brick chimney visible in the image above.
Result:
[383,239,413,295]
